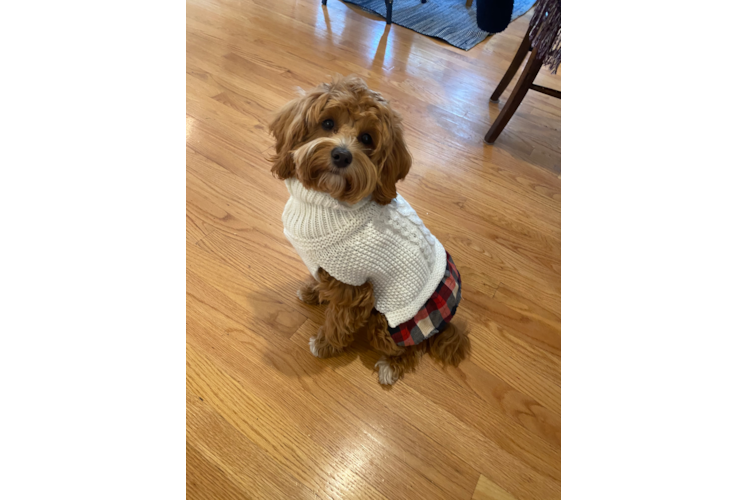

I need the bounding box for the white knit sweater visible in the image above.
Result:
[282,178,447,328]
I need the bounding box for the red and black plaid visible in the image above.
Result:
[387,252,462,347]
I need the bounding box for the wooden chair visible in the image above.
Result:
[322,0,427,25]
[484,3,561,144]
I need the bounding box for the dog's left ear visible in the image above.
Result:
[372,119,412,205]
[268,86,330,179]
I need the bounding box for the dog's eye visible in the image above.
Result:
[322,119,335,130]
[359,133,373,145]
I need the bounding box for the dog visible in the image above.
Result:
[269,75,469,385]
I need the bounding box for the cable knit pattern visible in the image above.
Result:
[282,178,447,328]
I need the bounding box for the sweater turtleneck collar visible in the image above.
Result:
[285,178,371,211]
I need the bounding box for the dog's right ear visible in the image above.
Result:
[268,86,330,180]
[372,115,412,205]
[268,96,304,179]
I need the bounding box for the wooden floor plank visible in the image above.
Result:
[472,474,519,500]
[188,390,318,499]
[187,443,251,500]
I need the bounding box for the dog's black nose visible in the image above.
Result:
[331,147,353,168]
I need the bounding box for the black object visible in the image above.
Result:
[331,147,353,168]
[475,0,513,33]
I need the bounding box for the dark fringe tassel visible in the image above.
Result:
[528,0,561,74]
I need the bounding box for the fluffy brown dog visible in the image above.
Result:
[269,75,469,385]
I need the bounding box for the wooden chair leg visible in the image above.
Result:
[484,46,543,144]
[385,0,393,24]
[489,30,532,102]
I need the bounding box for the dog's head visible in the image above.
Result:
[268,75,411,205]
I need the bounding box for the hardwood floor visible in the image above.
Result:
[186,0,561,498]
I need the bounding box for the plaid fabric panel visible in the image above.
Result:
[388,252,462,347]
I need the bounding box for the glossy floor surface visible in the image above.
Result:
[186,0,561,498]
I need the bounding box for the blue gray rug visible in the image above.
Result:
[341,0,536,50]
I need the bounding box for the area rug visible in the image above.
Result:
[341,0,536,50]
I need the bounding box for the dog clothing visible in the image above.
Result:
[282,178,461,343]
[387,251,461,346]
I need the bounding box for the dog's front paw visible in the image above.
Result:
[309,331,340,358]
[375,358,399,385]
[309,335,321,357]
[297,283,321,305]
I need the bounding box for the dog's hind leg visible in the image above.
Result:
[375,348,424,385]
[365,311,424,385]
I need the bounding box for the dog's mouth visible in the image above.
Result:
[292,138,377,204]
